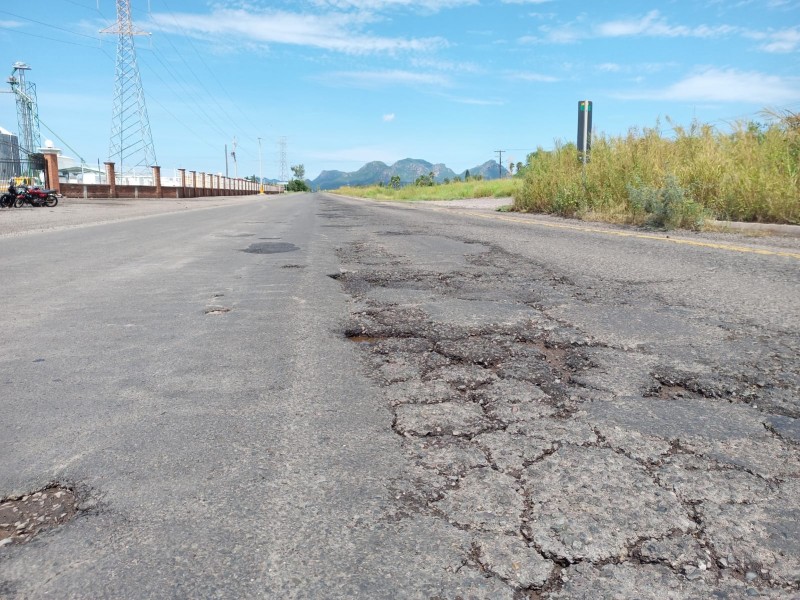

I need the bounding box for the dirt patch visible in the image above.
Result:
[0,485,79,546]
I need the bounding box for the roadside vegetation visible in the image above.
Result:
[337,175,519,201]
[286,164,311,192]
[335,112,797,230]
[516,111,800,229]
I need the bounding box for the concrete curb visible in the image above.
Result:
[710,220,800,238]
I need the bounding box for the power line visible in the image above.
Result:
[153,0,267,135]
[0,9,103,42]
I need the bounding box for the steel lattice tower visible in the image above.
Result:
[101,0,156,177]
[278,136,288,183]
[8,62,41,157]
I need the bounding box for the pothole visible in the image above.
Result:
[281,264,306,269]
[0,484,78,546]
[242,242,299,254]
[205,306,231,315]
[347,335,385,345]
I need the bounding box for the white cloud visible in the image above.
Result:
[445,96,505,105]
[383,113,396,122]
[746,27,800,53]
[508,71,560,82]
[149,8,446,54]
[410,57,484,74]
[617,68,800,105]
[318,69,451,88]
[528,10,738,45]
[597,10,737,38]
[310,0,478,12]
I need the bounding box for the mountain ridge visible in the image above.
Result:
[310,158,509,190]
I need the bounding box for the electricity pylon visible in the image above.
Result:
[278,136,288,183]
[101,0,157,177]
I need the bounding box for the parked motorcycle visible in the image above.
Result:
[0,187,15,208]
[11,183,58,207]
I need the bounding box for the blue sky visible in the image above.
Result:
[1,0,799,181]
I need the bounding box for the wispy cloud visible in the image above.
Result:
[507,71,560,82]
[616,68,800,105]
[523,10,738,45]
[445,95,505,105]
[410,57,484,74]
[311,0,478,11]
[383,113,396,122]
[149,8,446,54]
[596,10,736,38]
[746,27,800,53]
[317,69,451,88]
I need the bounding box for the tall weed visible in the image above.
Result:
[515,114,800,227]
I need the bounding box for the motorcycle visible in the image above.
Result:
[11,183,58,208]
[0,188,15,208]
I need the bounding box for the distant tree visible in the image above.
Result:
[415,173,434,187]
[290,164,305,180]
[516,161,523,174]
[245,175,258,182]
[286,179,310,192]
[443,178,450,184]
[474,174,483,181]
[390,175,401,189]
[464,169,471,181]
[453,176,461,183]
[508,163,514,176]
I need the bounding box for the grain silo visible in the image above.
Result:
[0,126,21,181]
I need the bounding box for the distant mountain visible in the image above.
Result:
[310,158,509,190]
[459,160,508,181]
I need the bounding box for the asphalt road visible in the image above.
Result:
[1,194,798,599]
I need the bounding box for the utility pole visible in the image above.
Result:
[230,136,238,178]
[495,150,504,179]
[224,143,228,178]
[258,136,264,194]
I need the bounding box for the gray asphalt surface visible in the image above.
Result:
[1,194,798,599]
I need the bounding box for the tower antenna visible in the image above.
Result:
[101,0,157,179]
[8,62,41,158]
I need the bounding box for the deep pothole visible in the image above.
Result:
[0,485,79,546]
[242,242,299,254]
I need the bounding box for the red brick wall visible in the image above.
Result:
[60,183,277,199]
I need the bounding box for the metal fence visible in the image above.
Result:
[0,154,45,184]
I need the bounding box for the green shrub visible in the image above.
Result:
[627,175,708,230]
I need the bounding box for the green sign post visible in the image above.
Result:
[577,100,592,164]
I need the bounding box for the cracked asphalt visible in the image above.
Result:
[1,193,798,598]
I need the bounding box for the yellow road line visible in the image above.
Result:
[429,208,800,261]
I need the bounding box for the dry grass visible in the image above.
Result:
[337,178,520,202]
[515,113,800,228]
